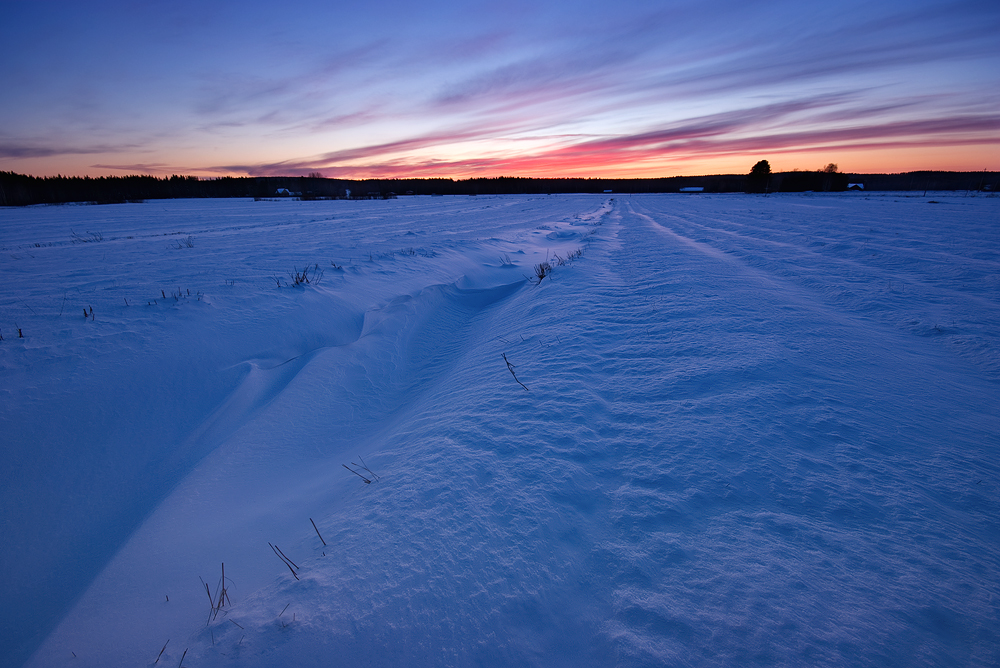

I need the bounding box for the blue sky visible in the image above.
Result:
[1,0,998,177]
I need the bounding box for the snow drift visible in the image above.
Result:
[1,193,998,667]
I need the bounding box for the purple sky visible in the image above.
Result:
[2,0,998,178]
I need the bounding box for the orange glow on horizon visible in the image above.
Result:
[5,138,996,181]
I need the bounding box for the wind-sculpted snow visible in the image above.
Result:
[2,193,998,667]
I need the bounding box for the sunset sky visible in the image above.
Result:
[2,0,998,179]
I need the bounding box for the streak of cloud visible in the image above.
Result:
[0,144,128,159]
[226,90,999,178]
[90,163,177,174]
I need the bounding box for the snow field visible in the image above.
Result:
[1,193,998,667]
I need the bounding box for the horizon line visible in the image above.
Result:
[4,168,997,181]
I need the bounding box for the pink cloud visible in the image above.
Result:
[218,96,999,179]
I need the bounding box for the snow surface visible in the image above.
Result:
[2,193,998,668]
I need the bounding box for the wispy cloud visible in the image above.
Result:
[0,144,126,159]
[90,163,176,174]
[222,94,1000,178]
[191,41,389,127]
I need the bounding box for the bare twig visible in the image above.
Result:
[502,353,529,391]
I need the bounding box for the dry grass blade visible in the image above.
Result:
[310,518,327,546]
[154,639,169,664]
[269,542,300,580]
[502,353,529,391]
[343,463,372,484]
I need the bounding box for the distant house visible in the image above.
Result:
[679,187,704,193]
[603,189,613,193]
[847,183,864,191]
[276,188,291,196]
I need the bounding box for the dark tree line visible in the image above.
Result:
[1,169,995,206]
[0,172,745,205]
[0,172,257,206]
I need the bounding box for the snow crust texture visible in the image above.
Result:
[2,193,998,667]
